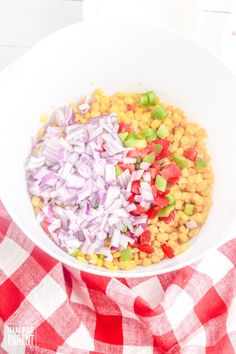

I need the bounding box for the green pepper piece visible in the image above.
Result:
[141,128,157,141]
[157,124,169,139]
[154,144,163,153]
[118,132,129,142]
[124,139,147,149]
[146,91,157,105]
[173,154,189,168]
[140,91,158,106]
[155,175,167,192]
[126,133,138,140]
[195,157,207,170]
[166,194,176,206]
[151,105,168,120]
[184,204,195,216]
[157,205,175,217]
[122,227,128,233]
[120,246,133,262]
[140,93,149,106]
[143,152,155,163]
[115,165,123,176]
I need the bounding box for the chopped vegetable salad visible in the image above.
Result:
[26,89,213,270]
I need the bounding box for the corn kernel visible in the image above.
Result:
[96,259,103,267]
[178,232,189,243]
[40,114,48,123]
[90,111,101,118]
[151,254,160,263]
[151,119,161,129]
[70,103,78,113]
[32,196,41,207]
[77,256,88,264]
[175,242,189,255]
[94,88,104,96]
[142,258,152,266]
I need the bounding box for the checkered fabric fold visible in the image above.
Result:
[0,201,236,354]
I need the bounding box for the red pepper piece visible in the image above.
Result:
[131,204,147,216]
[137,244,155,254]
[147,209,157,219]
[131,180,141,194]
[150,139,170,159]
[128,194,135,203]
[127,147,150,158]
[161,243,175,258]
[151,185,158,198]
[153,195,169,208]
[127,104,134,111]
[162,210,176,224]
[168,177,180,186]
[40,221,51,236]
[184,148,198,161]
[118,122,132,133]
[117,162,135,173]
[161,163,181,181]
[140,230,151,244]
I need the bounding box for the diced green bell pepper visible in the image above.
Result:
[115,165,123,176]
[173,154,189,168]
[184,204,195,216]
[118,132,129,142]
[124,139,147,149]
[143,152,155,163]
[157,205,175,217]
[151,105,168,120]
[155,175,167,192]
[140,91,158,106]
[154,143,163,153]
[157,124,169,139]
[120,246,133,262]
[141,128,157,142]
[166,194,176,206]
[195,157,207,170]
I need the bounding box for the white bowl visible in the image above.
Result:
[0,22,236,277]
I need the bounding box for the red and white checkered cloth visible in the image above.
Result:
[0,201,236,354]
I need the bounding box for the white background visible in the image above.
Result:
[0,0,235,71]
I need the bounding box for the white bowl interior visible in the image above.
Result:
[0,22,236,277]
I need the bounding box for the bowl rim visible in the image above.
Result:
[0,20,235,277]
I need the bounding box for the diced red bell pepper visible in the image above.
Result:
[161,243,175,258]
[127,147,151,158]
[41,221,51,236]
[140,230,151,244]
[168,177,180,186]
[137,244,155,254]
[150,139,170,159]
[131,180,141,194]
[128,194,135,203]
[151,161,160,174]
[161,163,181,181]
[162,210,176,224]
[147,168,156,180]
[147,209,157,219]
[184,148,198,161]
[118,122,132,133]
[127,104,134,111]
[117,162,135,173]
[151,185,158,198]
[153,195,169,209]
[132,239,139,247]
[131,204,147,216]
[157,189,170,197]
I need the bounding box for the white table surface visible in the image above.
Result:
[0,0,235,71]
